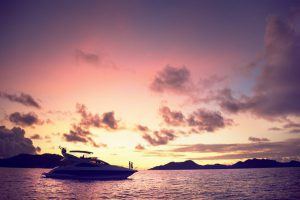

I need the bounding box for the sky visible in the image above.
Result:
[0,0,300,169]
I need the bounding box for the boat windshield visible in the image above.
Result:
[93,159,109,165]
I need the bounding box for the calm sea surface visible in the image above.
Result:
[0,167,300,199]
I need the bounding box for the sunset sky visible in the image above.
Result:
[0,0,300,169]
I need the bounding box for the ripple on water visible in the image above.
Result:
[0,168,300,199]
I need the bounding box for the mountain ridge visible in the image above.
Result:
[0,153,63,168]
[150,158,300,170]
[1,154,300,170]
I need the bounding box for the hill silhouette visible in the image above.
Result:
[0,154,62,168]
[1,154,300,170]
[150,158,300,170]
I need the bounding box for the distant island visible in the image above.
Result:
[150,159,300,170]
[1,154,300,170]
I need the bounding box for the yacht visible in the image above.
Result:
[43,147,137,180]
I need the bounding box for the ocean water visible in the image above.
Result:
[0,168,300,199]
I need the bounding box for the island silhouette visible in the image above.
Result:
[0,154,299,169]
[150,159,300,170]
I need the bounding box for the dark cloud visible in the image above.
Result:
[281,121,300,133]
[63,124,90,143]
[248,136,270,142]
[0,92,41,109]
[136,124,178,146]
[76,49,99,65]
[159,106,232,132]
[76,103,118,130]
[63,124,104,147]
[139,106,232,146]
[142,129,176,146]
[159,106,185,126]
[30,134,42,140]
[289,129,300,134]
[89,140,107,148]
[63,104,117,147]
[76,103,99,128]
[150,65,194,94]
[9,112,43,127]
[189,151,300,162]
[136,124,149,132]
[102,112,118,129]
[135,144,145,150]
[0,126,40,158]
[149,66,228,104]
[187,109,233,132]
[267,121,300,133]
[268,127,282,131]
[216,88,253,114]
[75,49,118,69]
[173,138,300,161]
[217,15,300,118]
[283,122,300,129]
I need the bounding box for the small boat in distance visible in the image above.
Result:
[43,147,137,180]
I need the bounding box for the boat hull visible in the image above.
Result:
[43,169,137,180]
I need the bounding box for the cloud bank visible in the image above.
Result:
[75,49,118,69]
[63,104,119,147]
[135,144,145,150]
[217,15,300,119]
[159,106,185,126]
[76,49,99,65]
[0,126,40,158]
[8,112,43,127]
[142,129,177,146]
[76,103,118,130]
[160,106,233,132]
[0,92,41,109]
[173,138,300,161]
[136,105,232,146]
[150,65,195,95]
[248,137,270,142]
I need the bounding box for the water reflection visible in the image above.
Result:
[0,168,300,199]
